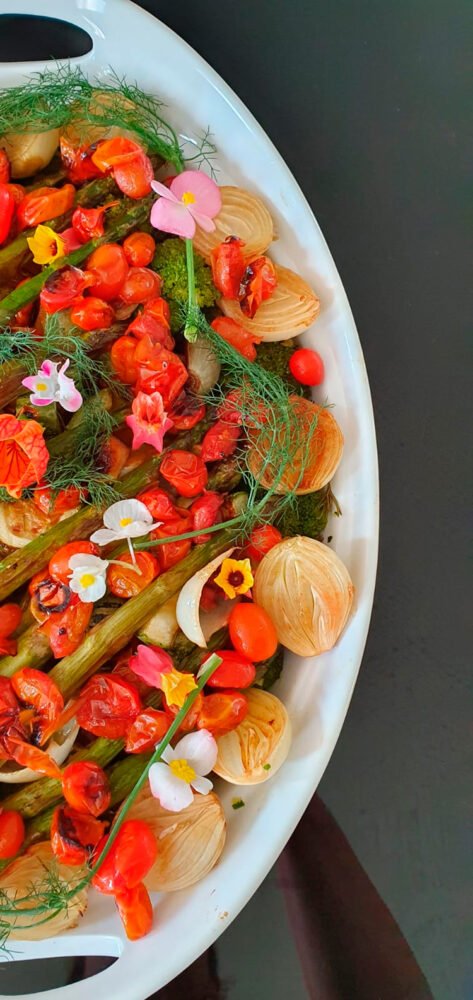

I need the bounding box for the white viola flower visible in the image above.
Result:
[148,730,217,812]
[22,359,82,412]
[68,553,109,603]
[89,499,161,561]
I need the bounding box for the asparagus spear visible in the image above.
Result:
[0,623,51,679]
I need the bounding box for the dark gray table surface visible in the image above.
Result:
[0,2,470,998]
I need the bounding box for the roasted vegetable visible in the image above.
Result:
[151,238,218,330]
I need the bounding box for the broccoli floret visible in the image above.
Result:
[152,238,219,331]
[280,485,340,540]
[256,341,300,390]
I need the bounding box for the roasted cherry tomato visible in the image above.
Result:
[114,882,153,940]
[144,296,170,326]
[151,517,192,572]
[60,136,102,185]
[86,243,128,301]
[0,150,10,184]
[138,486,177,523]
[200,420,240,463]
[92,819,157,894]
[16,184,75,231]
[114,153,154,199]
[0,676,20,712]
[197,689,248,736]
[0,715,62,780]
[211,316,262,361]
[239,256,278,318]
[216,388,267,429]
[91,137,143,171]
[11,668,64,744]
[38,596,93,658]
[13,277,35,327]
[124,708,169,753]
[71,201,118,243]
[289,348,325,386]
[164,691,204,733]
[0,810,24,859]
[30,579,72,623]
[189,491,224,543]
[117,266,161,305]
[33,482,82,516]
[110,334,140,384]
[75,674,142,739]
[123,232,156,267]
[160,449,208,498]
[70,295,114,331]
[134,339,188,406]
[210,237,246,299]
[51,805,107,866]
[62,761,111,817]
[245,524,283,563]
[168,392,206,431]
[205,649,256,689]
[0,603,22,657]
[125,310,174,350]
[107,551,159,598]
[40,264,92,314]
[49,541,99,585]
[229,602,278,661]
[0,183,15,244]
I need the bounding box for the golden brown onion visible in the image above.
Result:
[0,129,59,178]
[253,535,354,657]
[193,186,274,262]
[1,842,87,939]
[213,689,291,784]
[220,265,320,342]
[124,785,226,891]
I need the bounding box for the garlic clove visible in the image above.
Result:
[1,842,88,939]
[220,265,320,342]
[193,185,274,263]
[213,689,291,785]
[176,547,235,647]
[185,336,221,396]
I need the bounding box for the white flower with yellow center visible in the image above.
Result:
[148,730,217,812]
[90,499,161,560]
[68,553,109,603]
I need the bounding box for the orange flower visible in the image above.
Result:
[0,415,49,498]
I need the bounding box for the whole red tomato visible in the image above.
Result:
[125,708,169,753]
[239,256,278,318]
[123,232,156,267]
[86,243,128,301]
[51,805,107,866]
[114,882,153,940]
[75,674,142,739]
[228,602,278,661]
[0,810,24,859]
[110,334,140,384]
[49,541,99,585]
[160,449,208,497]
[211,316,262,361]
[197,689,248,736]
[210,237,246,299]
[189,491,224,543]
[168,392,206,431]
[70,296,114,331]
[205,649,256,689]
[92,819,157,894]
[200,420,240,462]
[40,265,92,314]
[117,267,161,305]
[62,761,111,817]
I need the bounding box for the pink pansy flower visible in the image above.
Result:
[148,730,217,812]
[128,644,174,688]
[22,359,82,412]
[150,170,221,239]
[125,390,174,452]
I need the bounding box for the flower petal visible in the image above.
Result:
[172,729,218,776]
[89,527,118,546]
[191,775,213,795]
[150,199,195,239]
[129,644,173,688]
[188,208,216,234]
[170,171,221,218]
[103,499,153,531]
[150,180,179,202]
[148,761,194,812]
[68,554,109,572]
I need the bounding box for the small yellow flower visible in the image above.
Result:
[27,225,66,265]
[161,667,197,709]
[214,557,254,599]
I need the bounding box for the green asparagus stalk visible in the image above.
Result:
[0,623,51,679]
[0,193,153,323]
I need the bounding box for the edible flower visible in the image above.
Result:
[26,224,66,265]
[150,170,221,239]
[129,644,197,708]
[22,359,83,413]
[214,557,254,599]
[0,414,49,498]
[68,553,109,603]
[126,390,174,452]
[148,730,217,812]
[90,499,161,561]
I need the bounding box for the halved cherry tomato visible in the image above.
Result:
[71,201,118,243]
[125,311,174,350]
[16,184,75,231]
[113,153,154,199]
[0,810,24,859]
[138,486,177,522]
[60,136,102,185]
[197,689,248,736]
[144,296,170,327]
[0,184,15,244]
[110,334,140,384]
[168,392,206,431]
[151,518,192,572]
[123,232,156,267]
[92,819,157,894]
[160,449,208,498]
[107,551,159,598]
[117,266,161,305]
[0,150,10,184]
[239,256,278,318]
[33,482,83,516]
[204,649,256,689]
[11,668,64,743]
[164,691,204,733]
[0,603,22,657]
[211,316,262,361]
[51,805,107,866]
[189,491,224,543]
[49,541,99,585]
[135,340,188,406]
[75,674,142,739]
[0,714,62,779]
[70,295,114,331]
[245,524,282,563]
[62,761,111,817]
[200,420,240,463]
[125,708,169,753]
[40,264,92,314]
[30,579,72,623]
[289,348,325,386]
[229,602,278,661]
[91,137,143,172]
[210,237,246,299]
[38,596,93,658]
[86,243,128,301]
[0,676,20,713]
[114,882,153,940]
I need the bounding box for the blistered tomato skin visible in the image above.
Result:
[92,820,157,894]
[86,244,128,301]
[205,649,256,689]
[114,882,153,940]
[62,761,111,817]
[0,810,24,859]
[197,689,248,736]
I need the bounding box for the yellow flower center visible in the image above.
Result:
[80,573,95,588]
[181,191,196,205]
[120,517,133,527]
[169,758,196,783]
[35,382,48,392]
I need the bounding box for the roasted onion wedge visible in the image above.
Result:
[213,689,291,785]
[220,265,320,342]
[0,499,78,549]
[0,129,59,178]
[193,185,274,262]
[1,842,88,939]
[253,535,354,657]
